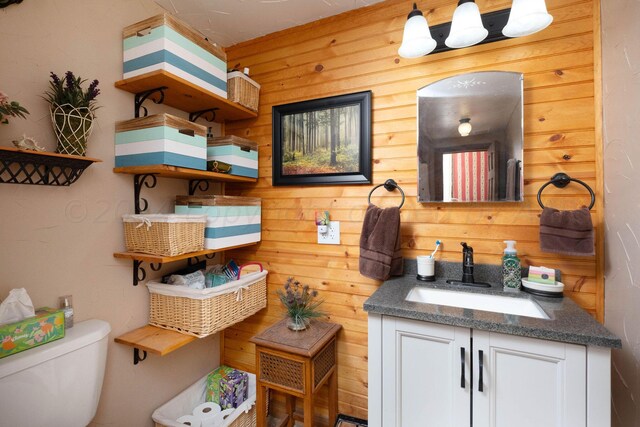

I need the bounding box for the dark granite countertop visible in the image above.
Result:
[363,261,621,349]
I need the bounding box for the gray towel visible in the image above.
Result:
[359,204,403,280]
[540,207,594,256]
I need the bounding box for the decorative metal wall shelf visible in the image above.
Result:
[0,147,101,186]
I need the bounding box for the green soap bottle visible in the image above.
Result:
[502,240,521,290]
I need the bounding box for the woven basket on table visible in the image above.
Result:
[147,271,268,337]
[122,214,206,256]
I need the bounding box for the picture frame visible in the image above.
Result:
[272,91,372,186]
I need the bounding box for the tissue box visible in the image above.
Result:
[0,308,65,359]
[206,365,249,409]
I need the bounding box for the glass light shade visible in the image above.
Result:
[458,120,472,137]
[503,0,553,38]
[445,1,488,48]
[398,14,437,58]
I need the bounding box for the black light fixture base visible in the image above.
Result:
[429,8,512,55]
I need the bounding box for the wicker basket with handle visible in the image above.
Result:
[147,269,267,337]
[122,214,206,256]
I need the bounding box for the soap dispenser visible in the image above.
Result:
[502,240,521,291]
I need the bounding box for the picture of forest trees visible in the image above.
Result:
[281,104,361,176]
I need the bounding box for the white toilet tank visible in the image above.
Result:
[0,319,111,427]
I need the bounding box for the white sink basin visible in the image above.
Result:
[405,287,549,319]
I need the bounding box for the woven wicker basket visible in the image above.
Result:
[123,214,206,256]
[147,270,268,337]
[227,71,260,112]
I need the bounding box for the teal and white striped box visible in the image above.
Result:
[115,114,207,170]
[175,195,261,250]
[122,13,227,98]
[207,136,258,178]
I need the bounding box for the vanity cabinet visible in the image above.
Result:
[369,315,609,427]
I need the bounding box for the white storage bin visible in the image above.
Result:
[152,371,256,427]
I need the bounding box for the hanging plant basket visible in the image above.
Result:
[50,103,94,156]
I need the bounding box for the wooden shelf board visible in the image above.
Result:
[114,325,197,356]
[0,146,102,163]
[113,164,257,183]
[114,70,258,122]
[113,242,259,264]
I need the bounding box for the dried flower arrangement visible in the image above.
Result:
[44,71,100,113]
[44,71,100,156]
[277,277,324,330]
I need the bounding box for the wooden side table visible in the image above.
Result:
[250,319,342,427]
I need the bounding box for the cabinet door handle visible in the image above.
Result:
[478,350,484,392]
[460,347,466,389]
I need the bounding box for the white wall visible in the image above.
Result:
[601,1,640,425]
[0,1,222,425]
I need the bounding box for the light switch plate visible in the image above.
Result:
[318,221,340,245]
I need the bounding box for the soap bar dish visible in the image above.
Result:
[521,278,564,298]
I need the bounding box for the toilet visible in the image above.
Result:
[0,319,111,427]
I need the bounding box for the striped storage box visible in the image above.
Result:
[115,114,207,170]
[207,136,258,178]
[122,13,227,98]
[175,195,261,250]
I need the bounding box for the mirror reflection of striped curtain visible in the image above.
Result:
[452,151,488,202]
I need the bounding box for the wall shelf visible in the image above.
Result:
[113,242,258,286]
[115,70,258,122]
[114,325,197,364]
[113,164,257,183]
[0,147,101,186]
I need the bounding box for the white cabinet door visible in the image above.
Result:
[381,317,471,427]
[473,330,586,427]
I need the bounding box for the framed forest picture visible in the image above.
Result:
[272,91,372,186]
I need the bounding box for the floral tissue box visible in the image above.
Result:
[0,308,65,359]
[206,365,249,409]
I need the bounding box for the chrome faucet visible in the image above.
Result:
[461,242,474,284]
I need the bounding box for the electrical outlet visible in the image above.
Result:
[318,221,340,245]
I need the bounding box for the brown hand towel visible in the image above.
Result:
[540,207,595,256]
[359,204,403,280]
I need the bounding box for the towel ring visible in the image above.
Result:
[537,173,595,210]
[368,179,405,209]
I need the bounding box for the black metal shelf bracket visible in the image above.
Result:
[133,174,157,214]
[188,179,210,195]
[189,108,219,123]
[132,259,162,287]
[133,348,148,365]
[134,86,167,118]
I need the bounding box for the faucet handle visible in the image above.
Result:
[461,242,472,252]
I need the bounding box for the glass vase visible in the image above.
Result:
[287,317,308,331]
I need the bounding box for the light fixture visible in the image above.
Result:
[398,1,554,59]
[398,3,437,58]
[458,118,472,137]
[445,0,488,48]
[502,0,553,38]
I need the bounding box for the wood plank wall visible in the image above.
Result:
[222,0,601,422]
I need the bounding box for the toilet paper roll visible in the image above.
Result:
[176,415,202,427]
[192,402,221,426]
[211,408,235,426]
